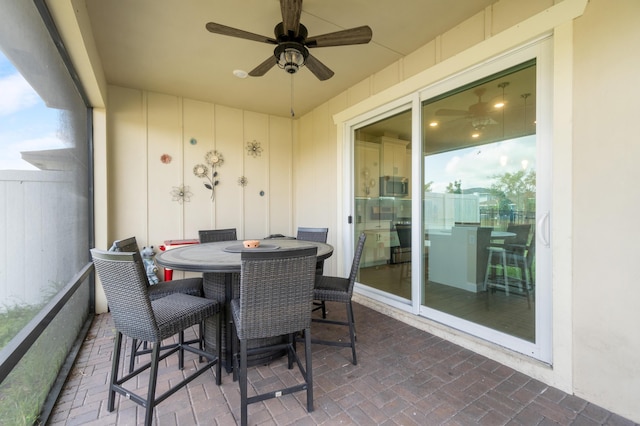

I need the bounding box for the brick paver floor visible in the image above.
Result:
[47,302,638,425]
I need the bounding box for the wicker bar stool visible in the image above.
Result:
[311,233,366,365]
[231,247,318,426]
[296,227,329,274]
[110,236,203,372]
[297,227,329,316]
[90,249,222,426]
[198,228,238,370]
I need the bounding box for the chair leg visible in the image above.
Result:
[485,248,509,295]
[501,250,509,295]
[312,300,328,318]
[178,331,185,370]
[288,333,295,369]
[239,339,248,426]
[517,256,532,309]
[215,314,222,385]
[231,320,239,383]
[350,301,357,341]
[129,338,138,373]
[346,302,357,365]
[198,322,204,363]
[304,327,314,412]
[145,343,161,426]
[108,331,123,412]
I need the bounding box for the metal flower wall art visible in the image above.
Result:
[193,150,224,200]
[170,185,192,204]
[246,140,262,157]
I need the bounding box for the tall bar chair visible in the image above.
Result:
[110,236,204,372]
[231,247,318,426]
[198,228,239,369]
[297,227,329,316]
[311,233,366,365]
[90,249,221,426]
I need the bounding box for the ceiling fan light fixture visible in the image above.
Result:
[471,116,492,130]
[233,69,248,79]
[275,43,308,74]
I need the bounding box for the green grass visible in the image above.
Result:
[0,283,70,425]
[0,303,42,349]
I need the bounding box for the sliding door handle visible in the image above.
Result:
[537,211,550,247]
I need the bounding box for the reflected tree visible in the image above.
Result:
[490,170,536,215]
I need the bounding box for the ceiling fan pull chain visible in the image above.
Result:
[290,74,295,117]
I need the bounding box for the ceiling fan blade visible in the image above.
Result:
[305,54,334,81]
[306,26,373,48]
[248,56,278,77]
[206,22,277,45]
[280,0,303,37]
[435,108,469,116]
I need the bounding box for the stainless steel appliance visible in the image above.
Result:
[379,176,409,197]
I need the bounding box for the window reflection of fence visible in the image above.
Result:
[424,193,480,229]
[479,206,535,229]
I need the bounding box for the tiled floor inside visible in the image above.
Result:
[48,302,637,426]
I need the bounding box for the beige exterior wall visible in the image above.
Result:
[571,0,640,418]
[51,0,640,421]
[104,86,304,280]
[293,0,640,422]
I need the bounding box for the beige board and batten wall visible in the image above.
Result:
[107,86,298,280]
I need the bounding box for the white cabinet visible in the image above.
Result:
[354,141,380,197]
[428,226,491,292]
[381,136,409,178]
[361,221,397,267]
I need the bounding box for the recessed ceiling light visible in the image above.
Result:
[233,69,248,79]
[429,121,438,127]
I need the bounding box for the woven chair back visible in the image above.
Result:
[199,228,238,302]
[199,228,237,243]
[237,247,317,340]
[395,224,411,249]
[506,224,531,246]
[91,249,160,342]
[296,227,328,243]
[110,236,140,253]
[347,233,367,295]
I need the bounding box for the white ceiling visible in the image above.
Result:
[83,0,498,118]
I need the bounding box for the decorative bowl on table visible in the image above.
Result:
[243,240,260,248]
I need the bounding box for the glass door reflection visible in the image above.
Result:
[354,109,412,301]
[422,61,537,341]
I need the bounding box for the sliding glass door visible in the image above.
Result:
[422,61,537,342]
[354,109,412,302]
[350,39,552,361]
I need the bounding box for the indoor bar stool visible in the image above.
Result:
[484,246,509,295]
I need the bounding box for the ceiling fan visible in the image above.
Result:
[205,0,372,81]
[435,87,498,129]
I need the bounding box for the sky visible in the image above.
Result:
[425,134,536,194]
[0,50,66,170]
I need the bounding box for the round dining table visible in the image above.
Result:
[155,238,333,273]
[155,238,334,369]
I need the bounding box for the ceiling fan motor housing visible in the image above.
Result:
[274,42,309,73]
[273,22,309,73]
